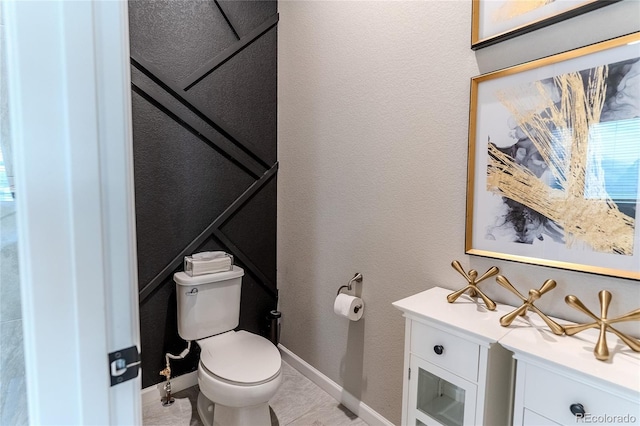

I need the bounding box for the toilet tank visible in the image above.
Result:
[174,266,244,341]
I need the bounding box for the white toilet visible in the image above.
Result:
[174,266,282,426]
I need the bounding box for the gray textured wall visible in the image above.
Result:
[129,0,278,388]
[277,1,640,424]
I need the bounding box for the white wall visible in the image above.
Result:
[277,1,640,423]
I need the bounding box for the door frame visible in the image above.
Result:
[4,1,141,424]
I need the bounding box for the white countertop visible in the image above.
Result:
[499,313,640,395]
[392,286,515,344]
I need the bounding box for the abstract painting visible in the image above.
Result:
[466,33,640,279]
[471,0,621,50]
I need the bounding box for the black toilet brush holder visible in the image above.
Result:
[266,310,281,346]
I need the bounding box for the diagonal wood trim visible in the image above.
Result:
[131,73,265,179]
[213,229,277,299]
[213,0,240,41]
[139,163,278,302]
[131,56,271,170]
[180,13,279,91]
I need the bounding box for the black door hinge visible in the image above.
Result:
[109,346,141,386]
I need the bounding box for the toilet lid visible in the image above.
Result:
[199,331,281,384]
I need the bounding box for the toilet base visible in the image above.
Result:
[197,391,272,426]
[197,392,215,426]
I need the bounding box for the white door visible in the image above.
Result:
[4,1,141,424]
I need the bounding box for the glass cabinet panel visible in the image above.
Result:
[416,368,465,426]
[409,356,477,426]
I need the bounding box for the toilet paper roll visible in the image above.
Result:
[333,293,364,321]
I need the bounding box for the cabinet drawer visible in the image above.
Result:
[523,364,640,425]
[411,321,480,382]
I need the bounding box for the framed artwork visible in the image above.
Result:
[471,0,622,50]
[466,33,640,280]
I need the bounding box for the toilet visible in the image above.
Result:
[174,266,282,426]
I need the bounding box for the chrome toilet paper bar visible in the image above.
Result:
[334,275,365,321]
[337,272,363,296]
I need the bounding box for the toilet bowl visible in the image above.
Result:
[174,266,282,426]
[195,330,282,426]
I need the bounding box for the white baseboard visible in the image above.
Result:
[141,371,198,406]
[278,344,394,426]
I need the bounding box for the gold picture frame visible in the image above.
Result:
[466,33,640,280]
[471,0,622,50]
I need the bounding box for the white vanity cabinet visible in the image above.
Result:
[499,317,640,426]
[393,287,515,426]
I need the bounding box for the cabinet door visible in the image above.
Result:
[408,356,477,426]
[523,409,560,426]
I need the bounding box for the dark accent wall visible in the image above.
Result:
[128,0,278,388]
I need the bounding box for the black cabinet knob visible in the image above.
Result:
[570,403,586,416]
[433,345,444,355]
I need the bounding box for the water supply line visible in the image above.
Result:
[159,340,191,407]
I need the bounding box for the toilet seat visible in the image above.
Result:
[199,330,281,385]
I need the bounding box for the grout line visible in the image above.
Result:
[0,318,23,326]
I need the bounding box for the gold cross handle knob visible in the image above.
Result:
[496,275,526,302]
[537,279,557,297]
[565,291,640,361]
[447,261,498,310]
[497,276,564,335]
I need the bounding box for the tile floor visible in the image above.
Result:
[143,360,368,426]
[0,199,28,426]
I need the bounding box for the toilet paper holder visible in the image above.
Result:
[337,272,363,295]
[336,273,364,315]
